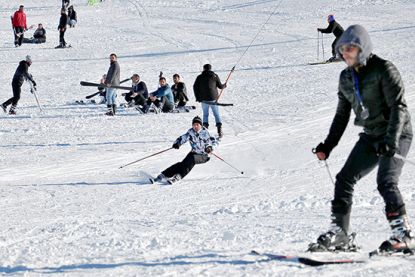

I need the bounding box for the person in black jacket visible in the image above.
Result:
[23,23,46,44]
[67,6,77,28]
[122,74,148,108]
[317,14,344,62]
[310,25,414,254]
[1,55,36,115]
[171,74,189,107]
[193,64,226,138]
[56,8,68,48]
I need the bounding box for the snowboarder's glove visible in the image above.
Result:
[377,141,396,157]
[314,142,331,160]
[172,143,180,149]
[205,146,213,154]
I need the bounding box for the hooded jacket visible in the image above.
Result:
[193,70,226,102]
[324,25,411,151]
[12,60,34,87]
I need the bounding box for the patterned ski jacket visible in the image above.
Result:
[174,128,218,155]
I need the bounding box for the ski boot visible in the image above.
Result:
[149,173,166,184]
[371,215,415,256]
[9,106,17,115]
[105,105,114,116]
[203,122,209,129]
[308,226,358,252]
[1,104,6,113]
[167,174,182,185]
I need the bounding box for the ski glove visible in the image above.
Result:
[376,141,396,157]
[172,143,180,149]
[314,142,331,160]
[205,146,213,154]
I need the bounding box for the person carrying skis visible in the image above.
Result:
[193,64,226,138]
[56,8,68,48]
[1,55,36,115]
[122,74,149,109]
[317,14,344,62]
[67,6,77,28]
[12,5,28,47]
[311,25,414,254]
[23,23,46,44]
[151,116,218,184]
[171,74,189,107]
[104,53,121,115]
[146,77,174,113]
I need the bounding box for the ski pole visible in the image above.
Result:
[321,33,325,60]
[119,147,173,169]
[212,152,244,175]
[30,83,43,112]
[312,148,335,185]
[317,30,320,61]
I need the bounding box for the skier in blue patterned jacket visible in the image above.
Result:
[152,116,218,184]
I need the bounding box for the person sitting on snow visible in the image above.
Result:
[23,23,46,44]
[145,76,174,113]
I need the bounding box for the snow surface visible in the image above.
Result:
[1,0,415,275]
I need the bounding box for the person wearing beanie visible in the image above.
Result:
[1,55,36,115]
[311,25,415,254]
[193,64,226,138]
[150,116,218,185]
[317,14,344,62]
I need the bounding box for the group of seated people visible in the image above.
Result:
[91,73,189,114]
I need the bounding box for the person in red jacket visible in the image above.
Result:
[12,5,27,47]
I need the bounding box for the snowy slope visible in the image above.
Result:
[1,0,415,275]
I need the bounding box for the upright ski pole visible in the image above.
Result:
[321,33,325,61]
[119,147,172,169]
[317,31,320,61]
[212,152,244,175]
[312,148,335,185]
[30,83,42,112]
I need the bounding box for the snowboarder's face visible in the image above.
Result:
[192,123,202,132]
[340,45,360,67]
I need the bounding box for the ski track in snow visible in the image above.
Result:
[1,0,415,276]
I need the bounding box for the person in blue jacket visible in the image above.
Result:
[146,77,174,113]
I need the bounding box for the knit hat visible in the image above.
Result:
[328,14,335,22]
[192,116,202,125]
[25,55,32,63]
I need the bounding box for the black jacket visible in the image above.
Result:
[33,28,46,40]
[58,14,68,29]
[132,81,148,98]
[68,9,77,21]
[193,71,225,102]
[12,60,34,87]
[171,82,189,102]
[320,20,344,38]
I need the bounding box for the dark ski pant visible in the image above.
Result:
[174,91,188,107]
[59,28,66,46]
[147,96,174,113]
[14,27,24,46]
[2,82,22,108]
[162,152,210,179]
[331,37,339,57]
[125,93,146,106]
[332,130,413,227]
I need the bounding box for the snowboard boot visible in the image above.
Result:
[216,123,223,139]
[203,122,209,129]
[308,212,357,252]
[1,104,7,113]
[167,174,182,185]
[9,105,17,115]
[376,214,415,255]
[105,105,114,116]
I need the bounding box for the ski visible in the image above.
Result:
[80,81,133,91]
[201,101,233,106]
[251,250,366,266]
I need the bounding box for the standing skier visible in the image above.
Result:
[311,25,414,254]
[104,53,120,115]
[193,64,226,138]
[56,8,68,48]
[1,55,36,115]
[317,14,344,62]
[150,116,217,184]
[12,5,27,47]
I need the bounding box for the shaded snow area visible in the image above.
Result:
[1,0,415,276]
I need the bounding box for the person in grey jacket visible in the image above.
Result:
[151,116,218,184]
[104,53,120,115]
[311,25,414,254]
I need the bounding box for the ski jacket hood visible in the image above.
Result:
[335,24,373,66]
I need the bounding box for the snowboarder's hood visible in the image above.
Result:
[335,24,373,66]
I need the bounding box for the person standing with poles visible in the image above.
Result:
[150,116,218,185]
[310,25,414,254]
[193,64,226,138]
[11,5,28,47]
[56,8,68,48]
[317,14,344,62]
[1,55,36,115]
[104,53,120,116]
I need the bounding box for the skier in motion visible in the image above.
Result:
[317,14,344,62]
[311,25,414,254]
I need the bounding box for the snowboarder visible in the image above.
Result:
[171,74,189,107]
[67,6,77,28]
[11,5,27,47]
[311,25,414,254]
[1,55,36,115]
[193,64,226,138]
[146,77,174,113]
[104,53,120,115]
[23,23,46,44]
[56,8,68,48]
[317,15,344,62]
[121,74,148,108]
[151,116,217,184]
